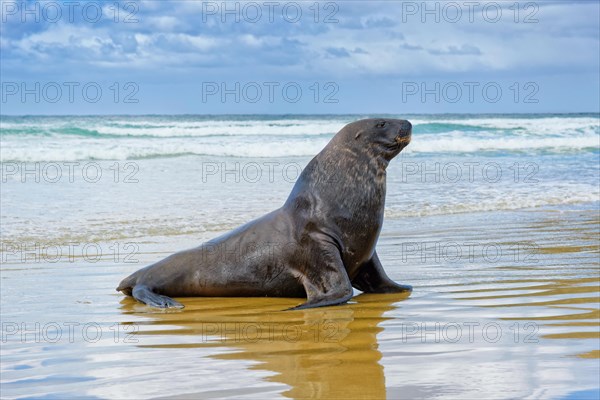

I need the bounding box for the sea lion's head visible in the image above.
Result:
[343,118,412,161]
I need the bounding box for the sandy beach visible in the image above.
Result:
[1,207,598,399]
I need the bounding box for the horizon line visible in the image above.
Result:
[2,111,599,118]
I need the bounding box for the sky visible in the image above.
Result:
[0,0,599,114]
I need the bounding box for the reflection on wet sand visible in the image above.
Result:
[120,293,411,399]
[434,213,600,359]
[448,275,599,347]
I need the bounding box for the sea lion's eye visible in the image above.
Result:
[376,121,386,128]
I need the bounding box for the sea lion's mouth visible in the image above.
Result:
[395,121,412,148]
[395,134,411,146]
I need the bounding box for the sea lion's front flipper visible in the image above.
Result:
[288,241,353,310]
[132,285,184,309]
[352,251,412,294]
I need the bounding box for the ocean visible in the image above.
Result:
[1,113,599,399]
[2,113,598,241]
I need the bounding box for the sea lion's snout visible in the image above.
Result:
[400,120,412,134]
[396,120,412,145]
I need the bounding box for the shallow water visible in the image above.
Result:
[1,207,598,399]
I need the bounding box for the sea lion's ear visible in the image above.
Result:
[354,131,362,140]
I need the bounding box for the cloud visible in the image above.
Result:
[0,1,598,113]
[399,43,423,51]
[363,17,397,29]
[146,16,180,31]
[428,44,482,56]
[2,1,597,77]
[326,47,351,58]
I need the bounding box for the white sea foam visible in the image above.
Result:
[0,136,331,161]
[92,122,343,137]
[1,115,598,161]
[409,116,600,136]
[1,118,351,138]
[406,133,599,154]
[385,182,600,218]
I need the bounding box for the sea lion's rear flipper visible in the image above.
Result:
[352,252,412,294]
[288,241,353,310]
[352,251,413,294]
[132,285,184,309]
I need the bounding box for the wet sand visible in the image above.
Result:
[1,206,598,399]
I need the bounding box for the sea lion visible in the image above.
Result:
[117,118,413,309]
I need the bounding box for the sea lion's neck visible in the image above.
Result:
[365,146,391,171]
[284,143,387,207]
